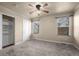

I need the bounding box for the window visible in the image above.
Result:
[32,20,39,34]
[57,16,69,35]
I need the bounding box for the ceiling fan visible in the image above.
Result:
[28,3,49,14]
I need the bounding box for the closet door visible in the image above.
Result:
[3,19,10,47]
[2,15,15,48]
[8,19,15,45]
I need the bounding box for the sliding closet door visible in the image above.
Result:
[2,15,15,48]
[8,18,15,45]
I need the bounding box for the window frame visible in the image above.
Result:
[56,16,69,36]
[31,20,39,34]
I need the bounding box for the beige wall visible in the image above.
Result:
[15,16,23,43]
[74,8,79,48]
[0,5,31,46]
[23,18,31,41]
[32,14,73,44]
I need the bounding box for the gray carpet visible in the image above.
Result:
[0,39,79,56]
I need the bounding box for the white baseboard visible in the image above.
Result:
[15,38,79,49]
[72,43,79,50]
[32,37,79,50]
[33,37,73,45]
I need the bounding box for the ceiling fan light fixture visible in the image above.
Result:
[37,10,41,14]
[28,3,49,15]
[36,4,41,10]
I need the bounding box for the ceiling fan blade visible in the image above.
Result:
[43,3,48,7]
[28,4,33,7]
[42,10,49,13]
[29,11,34,14]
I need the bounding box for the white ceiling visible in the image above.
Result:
[0,2,79,18]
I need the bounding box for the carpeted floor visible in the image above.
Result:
[0,39,79,56]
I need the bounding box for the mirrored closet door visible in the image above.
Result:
[2,15,15,48]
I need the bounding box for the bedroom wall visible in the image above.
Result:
[0,5,23,45]
[32,13,74,44]
[15,16,23,43]
[73,8,79,48]
[23,18,31,41]
[0,5,31,47]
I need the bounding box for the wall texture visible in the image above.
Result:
[32,14,73,44]
[0,5,31,47]
[0,5,24,44]
[15,16,23,43]
[23,18,31,41]
[74,8,79,48]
